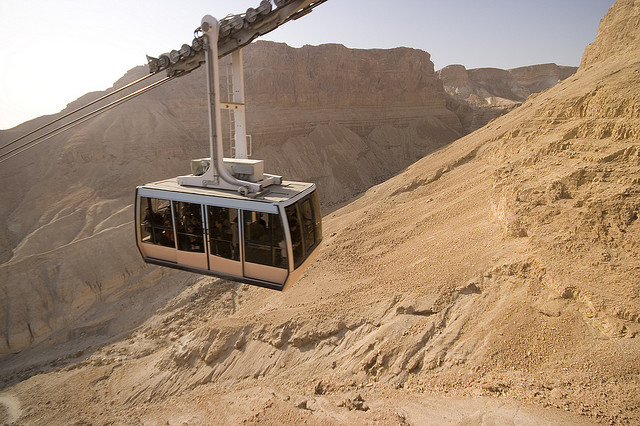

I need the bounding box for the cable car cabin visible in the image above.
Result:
[135,178,322,291]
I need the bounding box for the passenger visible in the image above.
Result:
[164,219,176,246]
[231,216,239,259]
[182,206,202,234]
[250,217,268,241]
[142,208,154,236]
[279,239,287,267]
[288,214,302,263]
[163,208,172,223]
[275,226,288,267]
[257,212,267,228]
[150,210,165,244]
[188,225,203,252]
[211,219,232,257]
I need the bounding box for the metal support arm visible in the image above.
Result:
[177,16,262,193]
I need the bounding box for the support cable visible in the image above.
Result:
[1,73,156,153]
[0,76,174,163]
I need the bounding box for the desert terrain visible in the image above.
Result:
[1,0,639,424]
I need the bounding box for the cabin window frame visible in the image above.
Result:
[282,191,322,270]
[242,210,287,269]
[172,201,205,253]
[207,205,240,261]
[139,196,177,249]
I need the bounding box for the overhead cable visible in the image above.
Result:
[0,76,174,164]
[1,73,156,152]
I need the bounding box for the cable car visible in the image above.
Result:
[135,179,321,290]
[135,14,322,290]
[136,179,322,290]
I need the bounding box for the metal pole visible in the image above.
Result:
[200,15,259,193]
[231,49,248,159]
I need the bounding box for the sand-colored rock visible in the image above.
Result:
[438,63,577,133]
[580,0,640,68]
[1,0,639,424]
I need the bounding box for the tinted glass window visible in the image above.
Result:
[140,197,175,248]
[284,191,322,269]
[173,202,204,253]
[311,190,323,243]
[243,211,286,268]
[208,206,239,260]
[300,198,316,256]
[285,204,304,268]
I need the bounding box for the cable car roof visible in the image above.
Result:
[138,178,316,209]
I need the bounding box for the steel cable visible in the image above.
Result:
[0,76,174,163]
[1,73,156,152]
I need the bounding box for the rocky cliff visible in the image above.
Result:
[438,63,577,133]
[580,0,640,68]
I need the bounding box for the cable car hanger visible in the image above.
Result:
[142,0,328,197]
[146,0,328,78]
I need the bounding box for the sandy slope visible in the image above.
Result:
[1,0,640,424]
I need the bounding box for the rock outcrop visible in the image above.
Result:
[580,0,640,68]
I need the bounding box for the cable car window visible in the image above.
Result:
[173,202,204,253]
[243,211,286,268]
[207,206,239,260]
[140,197,175,248]
[300,198,317,256]
[311,190,323,246]
[285,204,304,268]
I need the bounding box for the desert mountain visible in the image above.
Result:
[0,41,567,356]
[0,42,465,361]
[2,0,639,423]
[438,63,577,134]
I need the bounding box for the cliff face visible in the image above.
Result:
[246,42,443,109]
[437,63,577,133]
[580,0,640,68]
[438,63,577,104]
[242,42,462,203]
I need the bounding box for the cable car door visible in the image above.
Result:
[206,206,242,278]
[242,210,288,286]
[173,201,208,269]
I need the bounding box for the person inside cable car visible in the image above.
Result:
[161,218,174,247]
[143,208,153,233]
[211,217,233,257]
[249,215,268,242]
[286,207,303,266]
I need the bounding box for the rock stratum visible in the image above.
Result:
[1,0,639,424]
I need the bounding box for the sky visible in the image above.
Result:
[0,0,614,130]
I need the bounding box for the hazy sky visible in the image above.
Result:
[0,0,614,130]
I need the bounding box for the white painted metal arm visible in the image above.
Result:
[177,16,261,194]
